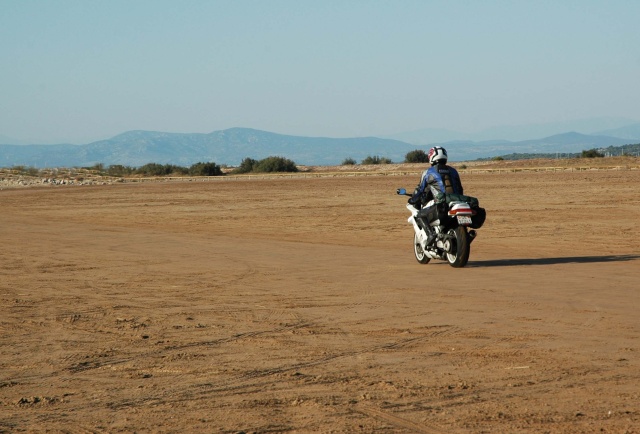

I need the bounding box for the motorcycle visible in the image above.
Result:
[396,188,484,268]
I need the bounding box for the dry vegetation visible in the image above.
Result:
[2,156,639,189]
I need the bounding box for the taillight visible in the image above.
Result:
[448,208,473,216]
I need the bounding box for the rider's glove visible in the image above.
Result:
[408,189,422,203]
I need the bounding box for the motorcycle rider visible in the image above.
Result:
[409,146,464,245]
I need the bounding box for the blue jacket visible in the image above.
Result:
[412,163,463,205]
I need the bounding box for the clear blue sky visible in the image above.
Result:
[2,0,639,144]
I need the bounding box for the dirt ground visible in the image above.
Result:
[1,165,639,433]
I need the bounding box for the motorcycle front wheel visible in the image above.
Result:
[413,233,431,264]
[445,226,470,268]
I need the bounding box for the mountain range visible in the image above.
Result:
[1,123,640,168]
[385,118,640,144]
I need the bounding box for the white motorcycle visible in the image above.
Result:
[396,188,484,268]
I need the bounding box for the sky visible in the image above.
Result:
[2,0,640,144]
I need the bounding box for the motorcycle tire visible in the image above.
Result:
[414,233,431,264]
[445,226,470,268]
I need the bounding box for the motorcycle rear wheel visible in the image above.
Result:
[446,226,470,268]
[414,233,431,264]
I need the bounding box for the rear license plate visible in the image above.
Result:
[457,215,472,225]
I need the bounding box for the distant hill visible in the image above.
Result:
[387,118,640,143]
[594,123,640,140]
[433,132,634,161]
[1,127,638,168]
[478,142,640,161]
[0,128,416,168]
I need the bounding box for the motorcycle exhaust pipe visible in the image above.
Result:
[468,230,477,244]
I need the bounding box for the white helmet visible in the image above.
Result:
[428,146,448,165]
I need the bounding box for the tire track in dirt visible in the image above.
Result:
[354,403,456,434]
[466,371,640,429]
[374,364,640,432]
[163,320,314,352]
[105,325,462,410]
[56,321,316,374]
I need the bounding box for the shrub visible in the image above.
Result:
[189,162,223,176]
[581,148,604,158]
[233,157,258,174]
[342,157,357,165]
[79,163,105,172]
[361,155,392,165]
[405,149,429,163]
[107,165,135,176]
[11,165,40,176]
[492,156,504,161]
[232,156,298,174]
[173,165,190,175]
[135,163,188,176]
[136,163,167,176]
[253,156,298,173]
[90,163,105,173]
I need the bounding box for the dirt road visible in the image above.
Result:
[1,168,639,432]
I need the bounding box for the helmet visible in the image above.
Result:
[428,146,448,165]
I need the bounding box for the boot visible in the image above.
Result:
[417,217,436,246]
[425,227,436,246]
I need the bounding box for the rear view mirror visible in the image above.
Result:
[396,188,406,195]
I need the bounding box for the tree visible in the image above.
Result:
[232,156,298,173]
[404,149,429,163]
[135,163,188,176]
[253,156,298,173]
[233,157,258,174]
[341,157,357,165]
[361,155,392,165]
[136,163,170,176]
[189,162,223,176]
[581,148,604,158]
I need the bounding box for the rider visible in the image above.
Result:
[409,146,464,244]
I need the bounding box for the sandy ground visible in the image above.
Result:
[1,167,639,433]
